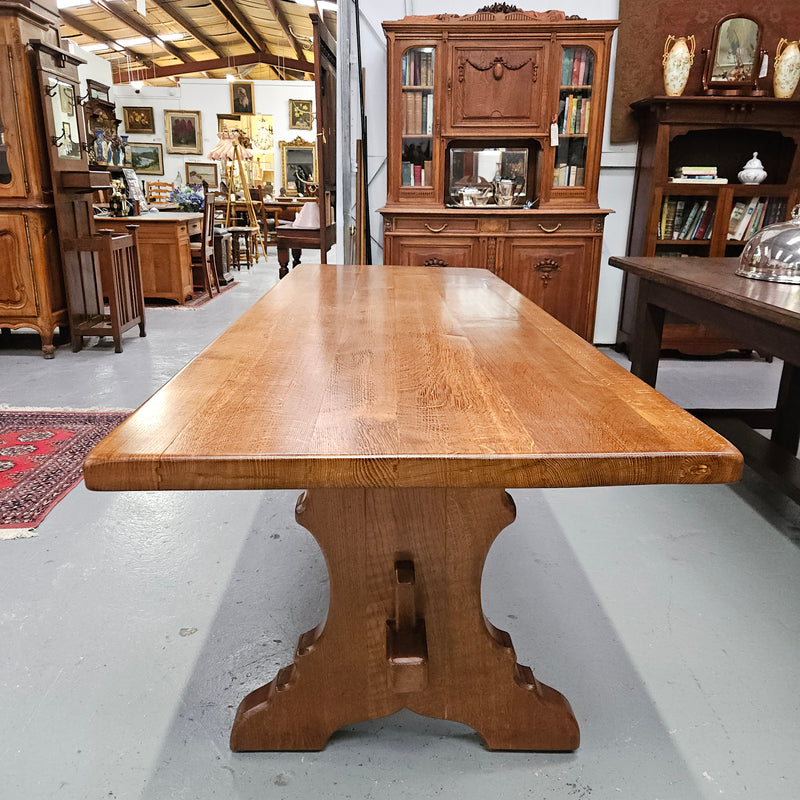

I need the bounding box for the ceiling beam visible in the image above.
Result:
[88,0,197,63]
[207,0,265,54]
[59,9,157,70]
[263,0,312,64]
[147,0,227,59]
[111,51,313,84]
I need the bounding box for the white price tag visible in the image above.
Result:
[550,122,559,146]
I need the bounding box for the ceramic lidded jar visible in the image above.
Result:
[738,152,767,184]
[774,39,800,98]
[662,34,695,96]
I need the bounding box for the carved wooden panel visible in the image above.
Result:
[0,214,38,315]
[447,40,549,133]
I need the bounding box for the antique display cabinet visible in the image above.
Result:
[380,7,617,340]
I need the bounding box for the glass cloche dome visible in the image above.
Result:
[736,204,800,284]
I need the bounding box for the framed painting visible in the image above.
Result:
[231,81,254,115]
[126,142,164,175]
[164,110,203,154]
[123,106,155,134]
[289,98,313,130]
[184,161,219,188]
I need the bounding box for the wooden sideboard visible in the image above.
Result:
[94,212,201,303]
[379,9,617,341]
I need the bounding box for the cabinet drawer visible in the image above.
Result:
[384,234,483,269]
[507,215,598,234]
[390,216,480,233]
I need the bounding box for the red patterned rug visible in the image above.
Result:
[145,280,238,309]
[0,409,130,538]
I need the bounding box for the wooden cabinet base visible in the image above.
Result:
[94,214,199,303]
[230,487,579,752]
[382,208,608,341]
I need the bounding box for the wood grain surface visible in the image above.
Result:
[609,256,800,331]
[84,264,742,491]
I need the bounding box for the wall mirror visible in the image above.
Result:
[702,14,763,95]
[279,137,316,196]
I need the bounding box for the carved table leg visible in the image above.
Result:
[277,244,289,279]
[230,487,579,752]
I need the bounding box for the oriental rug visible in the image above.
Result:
[0,409,130,539]
[145,280,238,309]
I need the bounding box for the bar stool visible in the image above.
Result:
[227,226,258,270]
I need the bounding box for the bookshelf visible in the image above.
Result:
[381,9,617,341]
[617,96,800,355]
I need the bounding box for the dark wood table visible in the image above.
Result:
[609,255,800,499]
[84,265,741,751]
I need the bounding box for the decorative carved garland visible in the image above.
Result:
[534,258,561,287]
[424,257,448,268]
[459,55,536,83]
[476,3,522,12]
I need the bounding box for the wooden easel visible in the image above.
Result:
[223,136,265,262]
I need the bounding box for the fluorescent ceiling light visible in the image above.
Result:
[80,43,108,52]
[115,36,150,47]
[294,0,316,6]
[56,0,91,8]
[155,33,186,42]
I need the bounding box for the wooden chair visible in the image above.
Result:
[146,181,174,204]
[190,191,219,297]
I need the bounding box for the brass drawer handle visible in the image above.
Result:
[424,223,448,233]
[538,223,562,233]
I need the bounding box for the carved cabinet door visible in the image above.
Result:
[446,39,550,134]
[499,236,600,339]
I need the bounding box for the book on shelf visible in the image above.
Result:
[678,201,702,239]
[669,177,729,184]
[764,197,788,227]
[743,199,767,240]
[730,197,760,240]
[693,202,715,239]
[727,201,747,239]
[662,197,678,239]
[401,161,412,186]
[703,210,715,239]
[672,199,686,237]
[675,166,718,178]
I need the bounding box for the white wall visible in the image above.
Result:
[111,79,316,192]
[351,0,637,343]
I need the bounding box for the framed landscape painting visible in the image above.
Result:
[126,142,164,175]
[185,161,219,188]
[123,106,155,134]
[164,110,203,154]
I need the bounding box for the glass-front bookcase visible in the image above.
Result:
[400,46,434,188]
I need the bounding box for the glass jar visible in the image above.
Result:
[736,204,800,284]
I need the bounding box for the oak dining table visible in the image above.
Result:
[83,264,742,752]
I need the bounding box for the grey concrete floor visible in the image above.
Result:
[1,256,799,799]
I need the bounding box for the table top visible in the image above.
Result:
[84,265,741,491]
[609,256,800,332]
[94,211,203,224]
